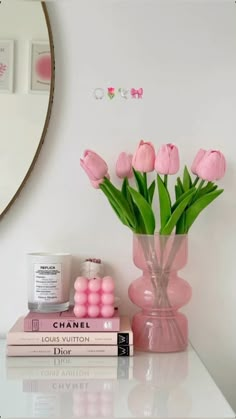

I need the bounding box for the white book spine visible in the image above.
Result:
[7,345,133,357]
[7,331,133,346]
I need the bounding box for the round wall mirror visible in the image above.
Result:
[0,1,54,219]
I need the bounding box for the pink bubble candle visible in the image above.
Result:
[73,276,115,318]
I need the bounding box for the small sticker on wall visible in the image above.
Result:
[130,87,143,99]
[93,87,144,100]
[93,88,104,100]
[107,87,115,99]
[118,88,129,99]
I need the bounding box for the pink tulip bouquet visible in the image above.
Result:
[81,141,226,352]
[80,141,226,236]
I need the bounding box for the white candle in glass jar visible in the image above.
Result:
[27,253,72,313]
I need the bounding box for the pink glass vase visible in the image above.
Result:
[128,234,192,353]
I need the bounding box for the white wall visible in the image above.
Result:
[0,0,235,411]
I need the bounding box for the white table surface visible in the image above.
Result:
[0,340,234,419]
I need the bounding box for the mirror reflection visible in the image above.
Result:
[0,0,54,217]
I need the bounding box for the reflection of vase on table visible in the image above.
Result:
[128,350,189,418]
[129,234,191,353]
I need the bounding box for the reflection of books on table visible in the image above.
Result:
[22,379,137,418]
[23,379,115,393]
[6,353,133,380]
[7,363,133,380]
[6,353,133,368]
[27,393,71,418]
[25,387,116,418]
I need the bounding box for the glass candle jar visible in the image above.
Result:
[27,253,72,313]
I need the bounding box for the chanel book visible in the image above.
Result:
[7,317,133,346]
[24,307,120,332]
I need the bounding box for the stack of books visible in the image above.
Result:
[6,308,133,357]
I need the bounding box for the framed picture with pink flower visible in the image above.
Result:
[0,40,14,93]
[29,41,52,93]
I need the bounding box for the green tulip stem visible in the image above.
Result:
[197,179,205,190]
[193,176,199,187]
[164,174,168,188]
[193,179,205,202]
[143,172,149,201]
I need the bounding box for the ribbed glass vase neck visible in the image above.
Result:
[133,233,188,272]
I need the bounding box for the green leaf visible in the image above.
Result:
[121,177,132,205]
[157,175,171,230]
[185,189,224,232]
[133,168,145,197]
[121,178,147,233]
[176,213,186,234]
[161,189,195,235]
[177,177,184,194]
[190,182,217,206]
[121,177,136,218]
[171,187,196,212]
[175,184,182,200]
[183,166,192,191]
[102,178,136,229]
[100,184,130,227]
[143,172,149,201]
[121,177,128,197]
[128,186,155,234]
[100,184,133,229]
[148,180,156,205]
[197,183,217,199]
[133,203,146,233]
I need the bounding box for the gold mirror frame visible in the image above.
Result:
[0,2,55,221]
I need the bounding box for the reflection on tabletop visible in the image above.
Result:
[3,351,190,418]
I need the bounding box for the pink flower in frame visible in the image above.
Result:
[0,63,7,78]
[35,54,51,81]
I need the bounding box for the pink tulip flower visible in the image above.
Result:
[80,150,108,181]
[90,178,104,189]
[191,149,206,175]
[155,143,180,175]
[90,174,110,189]
[132,140,155,173]
[116,152,133,179]
[196,150,226,181]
